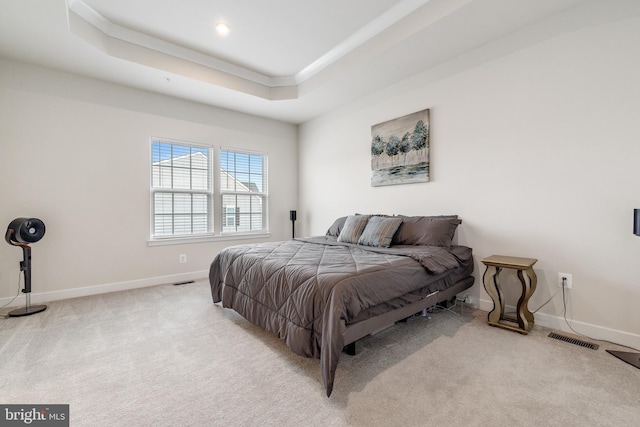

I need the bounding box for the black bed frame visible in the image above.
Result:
[342,276,474,355]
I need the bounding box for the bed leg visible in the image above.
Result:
[343,342,356,356]
[438,296,457,308]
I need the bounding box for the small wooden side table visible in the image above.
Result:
[481,255,538,334]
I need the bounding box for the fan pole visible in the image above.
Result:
[8,245,47,317]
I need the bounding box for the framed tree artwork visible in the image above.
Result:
[371,109,429,187]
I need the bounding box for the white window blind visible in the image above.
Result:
[151,139,212,238]
[220,149,268,234]
[149,140,268,242]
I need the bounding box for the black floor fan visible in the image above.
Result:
[5,217,47,317]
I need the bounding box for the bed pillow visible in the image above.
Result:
[326,216,348,237]
[357,216,403,248]
[392,215,461,247]
[337,215,371,244]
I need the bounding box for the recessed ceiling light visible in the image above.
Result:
[216,22,230,37]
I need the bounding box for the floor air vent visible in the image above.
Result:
[548,332,599,350]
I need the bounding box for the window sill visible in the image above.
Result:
[147,232,272,246]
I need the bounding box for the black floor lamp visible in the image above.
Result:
[606,208,640,369]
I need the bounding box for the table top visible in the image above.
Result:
[481,255,538,269]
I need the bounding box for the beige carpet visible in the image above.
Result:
[1,281,638,426]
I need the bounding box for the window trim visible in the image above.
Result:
[149,137,213,241]
[219,146,269,236]
[148,138,270,245]
[147,231,272,246]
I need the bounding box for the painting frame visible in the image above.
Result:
[370,109,429,187]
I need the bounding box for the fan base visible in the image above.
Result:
[607,350,640,369]
[8,304,47,317]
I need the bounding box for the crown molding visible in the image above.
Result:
[66,0,430,101]
[67,0,297,100]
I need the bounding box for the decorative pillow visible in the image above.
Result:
[392,215,461,247]
[326,216,348,237]
[357,216,403,248]
[337,215,371,244]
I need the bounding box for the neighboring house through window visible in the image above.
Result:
[150,138,268,241]
[151,139,212,238]
[220,149,268,234]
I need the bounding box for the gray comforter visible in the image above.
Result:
[209,236,472,396]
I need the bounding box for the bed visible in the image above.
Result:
[209,214,474,396]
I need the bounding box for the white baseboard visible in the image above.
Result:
[0,270,209,308]
[475,297,640,351]
[4,281,638,351]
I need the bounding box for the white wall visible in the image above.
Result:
[0,59,297,302]
[298,10,640,347]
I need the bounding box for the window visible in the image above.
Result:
[220,149,268,234]
[151,139,212,238]
[150,139,268,241]
[223,206,237,227]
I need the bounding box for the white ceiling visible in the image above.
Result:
[80,0,409,78]
[0,0,615,124]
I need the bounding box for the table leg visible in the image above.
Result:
[483,265,504,325]
[516,268,537,331]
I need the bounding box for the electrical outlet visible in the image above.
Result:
[179,254,187,263]
[558,273,572,289]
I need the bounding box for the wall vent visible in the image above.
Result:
[548,332,599,350]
